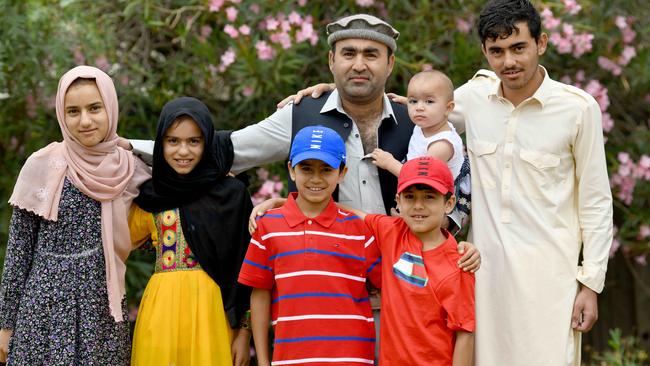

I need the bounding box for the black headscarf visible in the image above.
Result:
[135,97,252,328]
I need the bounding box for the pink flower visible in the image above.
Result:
[281,20,292,33]
[209,0,224,12]
[621,27,636,44]
[455,18,472,34]
[575,70,585,81]
[95,56,110,72]
[295,22,315,43]
[597,56,622,76]
[584,79,610,112]
[550,32,572,54]
[615,16,628,30]
[266,18,279,31]
[562,0,582,15]
[249,4,260,14]
[119,74,129,87]
[198,25,213,43]
[201,25,213,38]
[617,152,630,164]
[541,8,561,29]
[242,86,254,97]
[571,33,593,57]
[562,23,575,37]
[634,255,647,266]
[255,40,276,60]
[601,112,614,133]
[225,6,238,22]
[617,46,636,66]
[356,0,375,6]
[288,11,303,25]
[270,32,292,49]
[223,24,239,38]
[230,0,241,3]
[421,64,433,71]
[609,237,620,258]
[298,0,307,6]
[218,47,236,73]
[639,155,650,169]
[238,24,251,36]
[274,181,284,192]
[639,225,650,239]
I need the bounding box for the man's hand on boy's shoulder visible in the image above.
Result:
[457,241,480,273]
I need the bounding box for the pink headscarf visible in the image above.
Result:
[9,65,150,322]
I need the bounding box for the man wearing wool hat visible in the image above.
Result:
[230,13,413,217]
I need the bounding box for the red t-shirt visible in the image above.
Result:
[239,193,382,365]
[365,214,475,365]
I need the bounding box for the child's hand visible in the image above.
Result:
[387,93,407,105]
[368,148,402,176]
[0,328,12,363]
[231,328,252,366]
[249,198,287,234]
[457,241,481,272]
[276,83,336,109]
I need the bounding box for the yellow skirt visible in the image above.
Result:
[131,269,233,366]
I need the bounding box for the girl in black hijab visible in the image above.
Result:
[129,97,253,366]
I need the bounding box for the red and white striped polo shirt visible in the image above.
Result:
[238,193,382,365]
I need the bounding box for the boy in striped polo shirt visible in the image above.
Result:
[238,126,381,366]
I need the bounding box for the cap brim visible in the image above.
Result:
[291,151,342,168]
[397,178,450,195]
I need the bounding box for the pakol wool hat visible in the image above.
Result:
[326,14,400,52]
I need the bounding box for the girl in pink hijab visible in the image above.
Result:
[0,65,149,365]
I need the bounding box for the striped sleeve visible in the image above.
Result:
[238,224,274,289]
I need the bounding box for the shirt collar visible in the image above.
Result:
[321,89,398,124]
[488,65,553,108]
[282,192,338,228]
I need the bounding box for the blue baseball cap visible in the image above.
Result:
[290,125,346,168]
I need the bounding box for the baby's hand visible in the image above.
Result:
[368,148,402,177]
[370,148,395,169]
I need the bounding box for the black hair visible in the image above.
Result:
[477,0,542,45]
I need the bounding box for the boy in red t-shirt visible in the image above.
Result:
[238,126,382,366]
[361,156,475,365]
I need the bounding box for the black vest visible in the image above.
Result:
[290,91,414,214]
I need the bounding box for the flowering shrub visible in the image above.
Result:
[0,0,648,351]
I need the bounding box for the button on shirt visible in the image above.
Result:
[450,67,613,366]
[231,90,396,215]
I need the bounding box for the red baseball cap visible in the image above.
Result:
[397,156,454,194]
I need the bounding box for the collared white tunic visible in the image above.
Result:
[450,68,613,366]
[231,89,397,215]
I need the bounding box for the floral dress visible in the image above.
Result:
[0,178,130,366]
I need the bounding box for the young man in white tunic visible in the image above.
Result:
[451,0,612,364]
